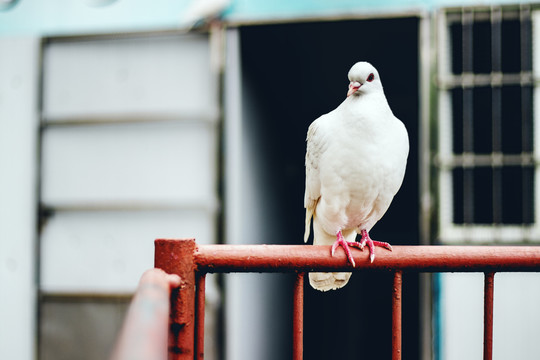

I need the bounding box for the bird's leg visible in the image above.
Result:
[353,229,393,263]
[330,229,392,265]
[331,230,357,267]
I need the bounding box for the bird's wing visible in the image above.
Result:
[304,118,326,242]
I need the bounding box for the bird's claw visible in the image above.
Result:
[358,230,393,263]
[331,230,393,265]
[331,231,356,267]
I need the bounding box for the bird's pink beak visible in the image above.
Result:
[347,81,362,97]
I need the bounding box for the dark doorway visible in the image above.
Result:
[237,16,420,359]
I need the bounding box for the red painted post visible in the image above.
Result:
[293,272,305,360]
[196,273,206,359]
[155,239,197,360]
[483,272,495,360]
[392,270,403,360]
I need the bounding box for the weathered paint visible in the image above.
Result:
[392,271,403,360]
[156,239,540,360]
[194,244,540,273]
[293,272,305,360]
[483,272,495,360]
[195,273,206,360]
[154,239,196,360]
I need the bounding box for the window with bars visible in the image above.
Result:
[437,5,540,243]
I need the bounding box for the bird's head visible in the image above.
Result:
[346,62,382,97]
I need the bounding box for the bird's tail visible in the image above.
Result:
[309,217,355,291]
[304,206,314,243]
[309,272,352,291]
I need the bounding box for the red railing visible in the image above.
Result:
[154,238,540,360]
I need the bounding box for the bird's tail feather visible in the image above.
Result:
[304,206,314,243]
[308,216,356,291]
[309,271,352,291]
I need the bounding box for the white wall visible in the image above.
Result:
[440,272,540,360]
[0,37,40,360]
[0,32,221,359]
[40,33,218,294]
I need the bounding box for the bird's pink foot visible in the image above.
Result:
[330,230,392,265]
[355,229,392,263]
[331,231,358,267]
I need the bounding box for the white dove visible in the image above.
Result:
[304,61,409,291]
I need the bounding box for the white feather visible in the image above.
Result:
[304,62,409,291]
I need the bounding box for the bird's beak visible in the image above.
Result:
[347,81,362,97]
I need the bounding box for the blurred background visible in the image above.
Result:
[2,0,540,359]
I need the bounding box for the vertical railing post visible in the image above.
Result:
[483,272,495,360]
[293,272,305,360]
[155,239,197,360]
[195,273,206,359]
[392,270,403,360]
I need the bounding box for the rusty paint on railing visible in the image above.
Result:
[155,239,540,360]
[392,271,403,360]
[193,243,540,272]
[293,272,305,360]
[483,272,495,360]
[195,273,206,360]
[154,239,196,360]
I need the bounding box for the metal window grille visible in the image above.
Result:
[154,239,540,360]
[437,5,540,243]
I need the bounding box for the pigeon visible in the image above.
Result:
[304,62,409,291]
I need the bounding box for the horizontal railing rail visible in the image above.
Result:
[154,238,540,360]
[193,243,540,272]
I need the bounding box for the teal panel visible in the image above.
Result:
[0,0,529,35]
[224,0,528,21]
[0,0,191,35]
[224,0,429,21]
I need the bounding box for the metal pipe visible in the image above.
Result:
[154,239,197,360]
[156,239,540,360]
[193,244,540,273]
[483,272,495,360]
[196,273,206,359]
[293,272,305,360]
[392,271,403,360]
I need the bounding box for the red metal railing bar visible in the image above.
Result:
[193,244,540,272]
[196,273,206,360]
[155,239,540,360]
[483,272,495,360]
[293,272,305,360]
[392,271,403,360]
[154,239,197,360]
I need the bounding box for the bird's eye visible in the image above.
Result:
[367,73,375,82]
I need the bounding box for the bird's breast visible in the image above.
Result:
[315,120,407,232]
